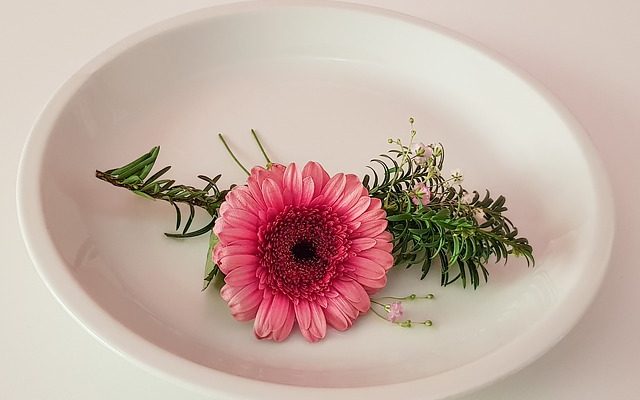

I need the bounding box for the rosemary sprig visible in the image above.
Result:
[362,128,534,289]
[95,131,273,289]
[95,146,230,238]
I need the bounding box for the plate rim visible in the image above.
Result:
[16,1,615,399]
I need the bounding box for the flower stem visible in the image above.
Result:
[218,133,250,175]
[369,305,390,321]
[375,293,435,301]
[251,129,272,166]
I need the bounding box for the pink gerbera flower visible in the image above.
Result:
[213,162,394,342]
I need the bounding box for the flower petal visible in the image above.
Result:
[254,292,274,339]
[220,283,262,321]
[223,209,259,231]
[224,265,258,286]
[262,178,285,210]
[219,254,259,270]
[299,302,327,342]
[333,279,371,313]
[247,176,267,209]
[356,274,387,293]
[249,166,269,185]
[294,299,312,330]
[225,187,261,215]
[272,303,295,342]
[268,163,286,186]
[217,242,258,259]
[354,217,388,238]
[374,231,394,253]
[348,257,387,280]
[283,163,303,206]
[266,293,291,333]
[299,176,315,206]
[357,248,394,271]
[315,173,346,206]
[329,294,359,320]
[325,300,351,331]
[366,197,383,212]
[227,283,262,313]
[350,237,378,253]
[325,293,362,331]
[302,161,330,196]
[217,227,257,243]
[356,208,387,223]
[332,174,365,213]
[343,196,371,222]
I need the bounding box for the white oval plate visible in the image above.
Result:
[17,2,613,399]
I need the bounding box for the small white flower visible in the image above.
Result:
[450,169,464,184]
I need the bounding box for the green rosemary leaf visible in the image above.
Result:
[133,190,154,200]
[183,203,195,234]
[171,202,181,231]
[143,165,172,185]
[362,174,370,189]
[387,214,413,221]
[121,175,142,185]
[165,218,215,238]
[109,147,157,176]
[116,148,159,180]
[458,260,467,288]
[138,163,154,180]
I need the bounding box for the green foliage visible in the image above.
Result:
[95,146,229,238]
[363,142,534,289]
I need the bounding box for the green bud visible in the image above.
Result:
[400,320,412,328]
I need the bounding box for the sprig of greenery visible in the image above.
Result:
[95,146,230,238]
[95,131,271,289]
[363,122,534,289]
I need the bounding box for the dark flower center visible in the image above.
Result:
[257,205,352,300]
[291,240,317,261]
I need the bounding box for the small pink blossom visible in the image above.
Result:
[411,143,432,166]
[410,182,431,206]
[388,302,404,323]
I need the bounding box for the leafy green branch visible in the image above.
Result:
[95,132,271,290]
[95,146,230,238]
[363,131,534,289]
